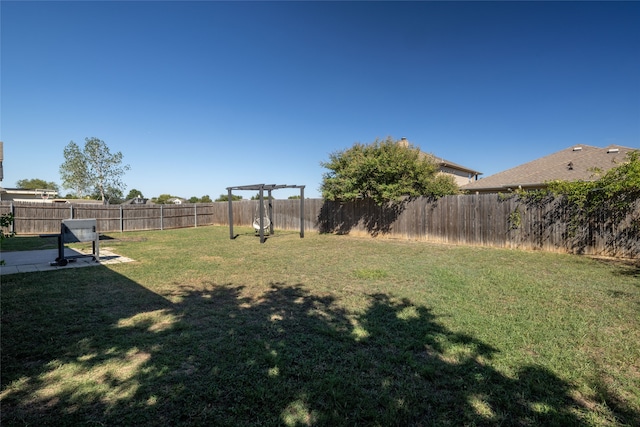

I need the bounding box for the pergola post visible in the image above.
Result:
[268,189,274,236]
[258,186,266,243]
[300,186,304,238]
[228,188,234,240]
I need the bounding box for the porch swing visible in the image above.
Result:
[252,196,271,233]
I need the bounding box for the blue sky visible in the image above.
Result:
[2,1,639,200]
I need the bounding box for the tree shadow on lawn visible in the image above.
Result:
[2,269,634,425]
[596,257,640,281]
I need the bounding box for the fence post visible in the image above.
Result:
[70,204,74,219]
[194,204,198,228]
[120,205,124,232]
[160,205,164,230]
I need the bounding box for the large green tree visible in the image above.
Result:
[60,137,130,204]
[188,195,213,203]
[16,178,59,191]
[152,194,182,204]
[126,189,144,200]
[59,141,90,198]
[320,137,458,205]
[90,186,124,205]
[215,194,243,202]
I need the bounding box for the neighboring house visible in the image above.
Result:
[0,187,59,203]
[433,156,483,187]
[122,195,154,205]
[399,138,483,186]
[461,144,639,194]
[0,188,105,204]
[167,197,186,205]
[50,198,104,204]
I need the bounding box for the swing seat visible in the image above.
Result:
[253,217,271,231]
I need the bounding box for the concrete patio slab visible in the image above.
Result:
[0,248,135,276]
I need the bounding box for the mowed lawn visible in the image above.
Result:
[1,226,638,426]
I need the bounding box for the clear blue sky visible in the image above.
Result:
[2,1,639,200]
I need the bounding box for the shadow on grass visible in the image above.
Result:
[600,258,640,281]
[2,268,634,425]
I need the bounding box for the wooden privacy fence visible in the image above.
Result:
[312,195,639,258]
[0,202,216,235]
[2,195,638,258]
[0,201,302,236]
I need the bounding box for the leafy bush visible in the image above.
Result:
[548,150,640,220]
[0,213,15,265]
[321,136,458,205]
[1,213,15,240]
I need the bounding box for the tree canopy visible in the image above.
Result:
[126,189,144,200]
[152,194,179,204]
[16,178,59,191]
[251,193,274,200]
[59,137,130,204]
[215,194,243,202]
[320,137,458,205]
[90,186,124,205]
[189,195,213,203]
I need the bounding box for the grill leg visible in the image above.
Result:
[57,234,63,262]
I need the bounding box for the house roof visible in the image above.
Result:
[432,156,482,175]
[461,144,639,192]
[399,138,482,176]
[0,187,59,200]
[122,197,154,205]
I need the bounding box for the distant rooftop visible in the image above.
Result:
[461,144,638,193]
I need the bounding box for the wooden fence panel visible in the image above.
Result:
[74,205,122,233]
[162,205,195,229]
[209,202,230,226]
[271,199,297,230]
[123,205,162,231]
[2,202,72,234]
[195,204,215,227]
[2,197,638,258]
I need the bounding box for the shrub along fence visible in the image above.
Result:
[1,194,638,258]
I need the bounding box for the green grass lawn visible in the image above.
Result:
[1,226,639,426]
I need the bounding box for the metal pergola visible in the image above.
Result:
[226,184,305,243]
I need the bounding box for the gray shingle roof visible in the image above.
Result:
[461,144,639,192]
